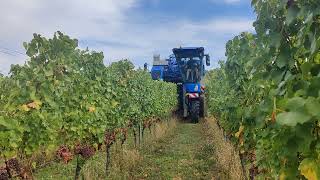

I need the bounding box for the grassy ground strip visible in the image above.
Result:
[130,121,219,180]
[204,117,245,180]
[34,117,242,180]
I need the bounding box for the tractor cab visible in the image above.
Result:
[172,47,210,83]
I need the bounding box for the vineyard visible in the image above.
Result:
[1,0,320,179]
[206,0,320,179]
[0,32,177,179]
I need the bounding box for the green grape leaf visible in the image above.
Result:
[305,97,320,118]
[301,62,312,76]
[310,33,318,54]
[270,32,281,49]
[277,52,288,68]
[286,97,305,111]
[271,69,286,84]
[276,111,311,126]
[0,116,23,132]
[286,6,299,25]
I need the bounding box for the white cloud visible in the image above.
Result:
[207,19,254,32]
[225,0,241,3]
[210,0,245,4]
[0,53,25,74]
[0,0,136,41]
[181,19,254,34]
[0,0,254,74]
[0,0,136,73]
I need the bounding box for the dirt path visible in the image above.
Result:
[131,121,221,180]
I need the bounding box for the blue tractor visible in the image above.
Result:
[151,47,210,122]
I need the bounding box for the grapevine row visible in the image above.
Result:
[206,0,320,179]
[0,32,177,179]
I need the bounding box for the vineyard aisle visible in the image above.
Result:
[128,119,242,180]
[35,118,244,179]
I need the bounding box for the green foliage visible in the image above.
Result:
[0,32,177,163]
[206,0,320,179]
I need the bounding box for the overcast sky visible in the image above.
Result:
[0,0,255,74]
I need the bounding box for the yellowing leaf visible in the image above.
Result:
[239,137,244,146]
[299,159,320,180]
[111,100,119,108]
[21,104,30,112]
[88,106,96,113]
[235,125,244,138]
[54,80,59,85]
[27,100,42,110]
[32,162,37,169]
[279,171,287,180]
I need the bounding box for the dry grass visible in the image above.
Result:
[80,117,178,180]
[81,146,142,179]
[203,117,246,180]
[149,116,177,141]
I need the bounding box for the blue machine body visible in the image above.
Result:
[151,65,164,80]
[150,47,210,121]
[163,55,183,82]
[151,55,183,82]
[184,83,201,93]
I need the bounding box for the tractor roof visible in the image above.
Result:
[172,47,204,58]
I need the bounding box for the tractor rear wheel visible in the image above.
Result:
[190,100,200,123]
